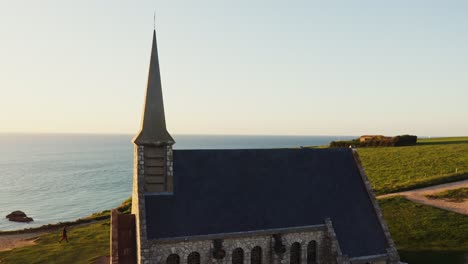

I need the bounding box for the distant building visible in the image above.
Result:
[110,27,401,264]
[359,135,389,142]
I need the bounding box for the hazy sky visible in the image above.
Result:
[1,1,467,136]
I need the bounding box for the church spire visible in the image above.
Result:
[133,29,174,146]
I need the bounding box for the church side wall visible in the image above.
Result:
[144,229,331,264]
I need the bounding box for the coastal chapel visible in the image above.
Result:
[110,28,402,264]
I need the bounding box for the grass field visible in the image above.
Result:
[426,187,468,202]
[357,137,468,195]
[0,221,110,264]
[418,137,468,145]
[379,196,468,264]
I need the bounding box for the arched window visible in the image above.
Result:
[251,246,262,264]
[290,242,301,264]
[188,252,200,264]
[307,241,317,264]
[167,254,180,264]
[232,248,244,264]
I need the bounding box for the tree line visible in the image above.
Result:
[330,135,418,148]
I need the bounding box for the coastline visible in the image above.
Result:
[0,218,107,253]
[0,214,110,236]
[0,198,130,254]
[0,197,130,235]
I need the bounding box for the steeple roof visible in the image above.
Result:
[133,30,174,145]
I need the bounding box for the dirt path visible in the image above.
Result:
[0,231,46,252]
[378,179,468,215]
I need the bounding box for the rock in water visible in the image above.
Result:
[6,210,34,222]
[6,210,27,218]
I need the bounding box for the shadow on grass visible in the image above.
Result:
[399,250,466,264]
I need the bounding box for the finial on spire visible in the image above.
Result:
[153,10,156,30]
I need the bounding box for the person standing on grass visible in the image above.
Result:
[59,226,68,243]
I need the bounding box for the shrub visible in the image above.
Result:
[394,135,418,146]
[330,135,417,148]
[329,140,360,148]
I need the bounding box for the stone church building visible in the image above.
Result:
[110,28,402,264]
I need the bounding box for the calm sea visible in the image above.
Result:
[0,134,354,231]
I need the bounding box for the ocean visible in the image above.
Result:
[0,134,354,231]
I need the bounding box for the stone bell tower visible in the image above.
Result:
[132,28,174,263]
[133,28,175,193]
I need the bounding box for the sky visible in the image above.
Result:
[0,1,467,136]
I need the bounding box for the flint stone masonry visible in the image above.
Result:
[133,145,148,264]
[145,228,328,264]
[111,210,119,264]
[133,145,175,264]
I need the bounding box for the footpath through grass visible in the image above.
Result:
[380,196,468,264]
[426,187,468,202]
[357,137,468,195]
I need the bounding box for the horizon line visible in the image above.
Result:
[0,132,444,138]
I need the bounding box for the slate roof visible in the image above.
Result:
[145,148,389,257]
[133,30,174,145]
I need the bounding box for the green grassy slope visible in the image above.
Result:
[0,221,109,264]
[418,137,468,145]
[380,196,468,264]
[0,198,131,263]
[357,137,468,195]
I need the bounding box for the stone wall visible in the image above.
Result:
[133,145,149,264]
[133,145,175,264]
[144,227,328,264]
[110,210,119,264]
[166,145,173,191]
[110,210,137,264]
